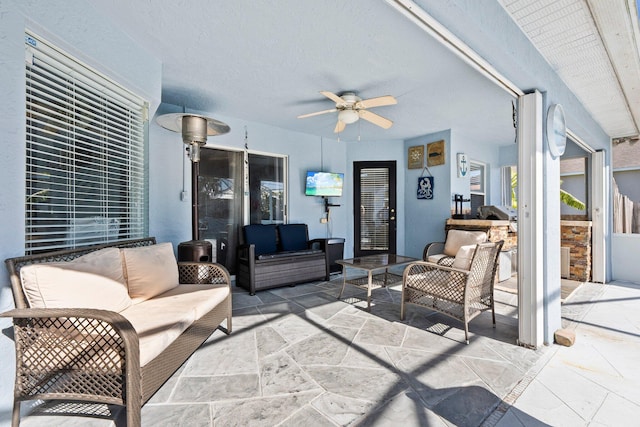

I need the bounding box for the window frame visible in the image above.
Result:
[24,31,149,254]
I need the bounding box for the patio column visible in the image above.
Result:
[517,91,545,348]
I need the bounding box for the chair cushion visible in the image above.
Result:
[119,284,230,366]
[243,224,277,256]
[451,245,477,270]
[19,247,131,311]
[121,242,179,304]
[278,224,309,251]
[443,230,487,256]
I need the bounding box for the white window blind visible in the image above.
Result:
[25,32,148,253]
[360,168,389,251]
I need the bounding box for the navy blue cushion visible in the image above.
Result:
[243,224,277,256]
[278,224,309,251]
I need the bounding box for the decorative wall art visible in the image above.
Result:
[407,145,424,169]
[427,140,445,166]
[417,166,434,200]
[457,153,469,177]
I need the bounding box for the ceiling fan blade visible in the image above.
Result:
[297,108,337,119]
[356,95,397,109]
[320,91,346,105]
[358,110,393,129]
[334,120,346,133]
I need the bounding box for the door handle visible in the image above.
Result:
[389,216,395,221]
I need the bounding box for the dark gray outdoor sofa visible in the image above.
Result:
[236,224,330,295]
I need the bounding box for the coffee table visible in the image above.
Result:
[336,254,419,310]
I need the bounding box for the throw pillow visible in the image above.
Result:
[121,242,179,303]
[443,230,487,257]
[20,247,131,311]
[278,224,308,251]
[243,224,277,256]
[451,245,477,270]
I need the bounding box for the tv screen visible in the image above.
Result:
[305,171,344,197]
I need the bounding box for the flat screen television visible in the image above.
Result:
[305,171,344,197]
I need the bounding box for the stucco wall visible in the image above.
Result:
[612,233,640,281]
[404,130,452,258]
[0,1,162,423]
[149,103,350,254]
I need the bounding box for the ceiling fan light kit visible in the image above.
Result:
[298,90,397,133]
[338,109,359,124]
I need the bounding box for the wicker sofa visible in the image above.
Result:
[2,237,232,426]
[236,224,329,295]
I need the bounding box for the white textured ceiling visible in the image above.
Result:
[500,0,640,139]
[85,0,516,144]
[85,0,639,144]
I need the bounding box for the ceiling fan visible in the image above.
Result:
[298,91,397,133]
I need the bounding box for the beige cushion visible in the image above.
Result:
[119,284,230,366]
[121,242,179,303]
[427,254,449,264]
[443,230,487,256]
[20,247,131,311]
[451,245,476,270]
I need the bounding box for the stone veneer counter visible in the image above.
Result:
[560,220,592,282]
[445,219,592,282]
[445,219,517,251]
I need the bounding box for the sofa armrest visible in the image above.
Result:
[178,262,231,286]
[1,308,140,405]
[308,238,325,251]
[236,243,255,261]
[423,242,445,261]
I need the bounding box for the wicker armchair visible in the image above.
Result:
[423,229,487,267]
[401,241,503,344]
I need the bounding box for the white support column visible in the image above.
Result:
[517,91,544,348]
[591,150,608,283]
[543,109,562,345]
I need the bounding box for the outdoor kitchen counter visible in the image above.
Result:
[446,219,517,251]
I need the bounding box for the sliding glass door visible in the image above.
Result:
[247,153,286,225]
[198,148,243,273]
[198,148,287,274]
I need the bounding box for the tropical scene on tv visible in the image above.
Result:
[305,171,344,197]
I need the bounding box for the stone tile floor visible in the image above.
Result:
[16,275,640,426]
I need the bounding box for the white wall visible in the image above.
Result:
[611,233,640,282]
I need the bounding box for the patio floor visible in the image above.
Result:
[16,274,640,426]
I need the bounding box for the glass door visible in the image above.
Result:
[198,148,243,274]
[354,161,397,256]
[247,153,287,225]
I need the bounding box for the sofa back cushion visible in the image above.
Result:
[443,230,487,257]
[19,247,132,311]
[243,224,277,256]
[121,242,179,304]
[278,224,309,251]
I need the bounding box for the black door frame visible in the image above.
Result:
[353,160,397,257]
